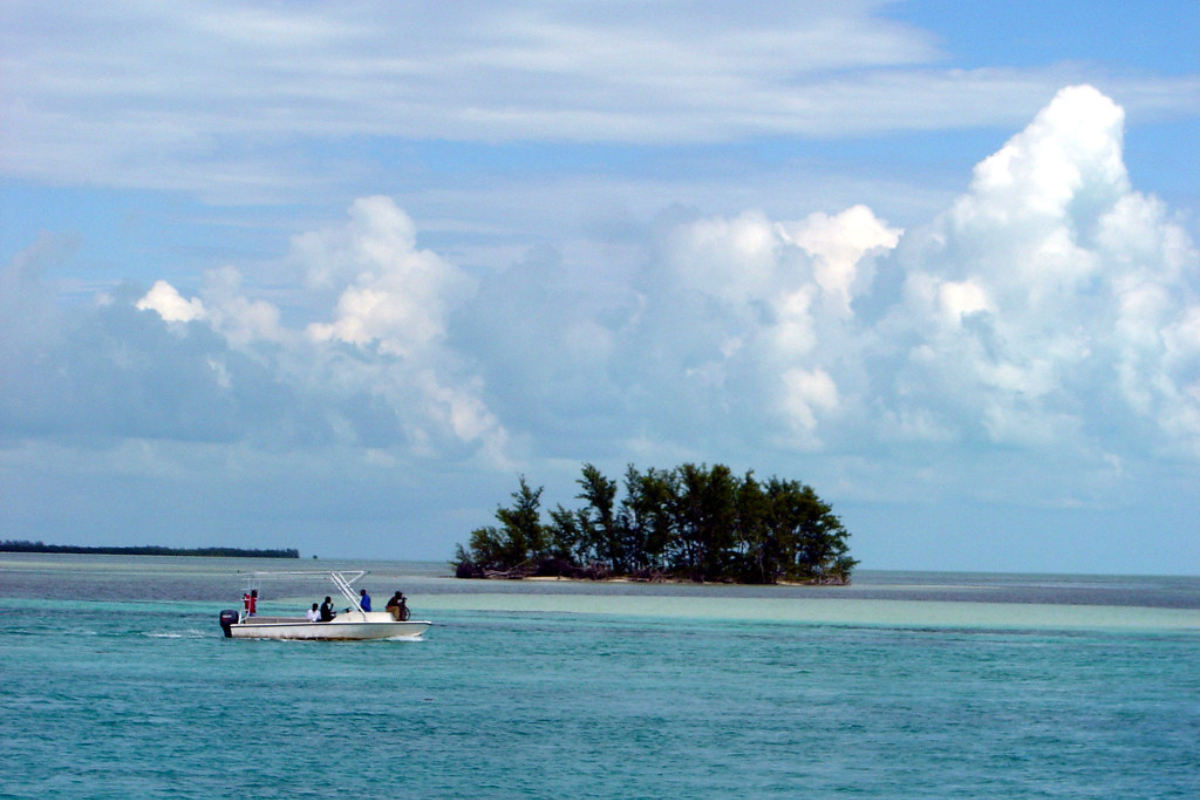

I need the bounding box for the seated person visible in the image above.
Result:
[385,591,409,621]
[305,603,320,622]
[319,596,336,622]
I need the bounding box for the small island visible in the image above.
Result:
[0,541,300,559]
[453,462,857,584]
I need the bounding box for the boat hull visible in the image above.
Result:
[229,613,430,641]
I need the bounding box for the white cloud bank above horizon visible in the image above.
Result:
[3,85,1199,565]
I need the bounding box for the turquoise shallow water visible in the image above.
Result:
[2,555,1199,799]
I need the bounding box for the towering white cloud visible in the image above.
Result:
[885,85,1200,458]
[509,84,1196,485]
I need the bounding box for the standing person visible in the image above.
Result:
[319,596,335,622]
[305,603,320,622]
[359,588,372,612]
[243,589,258,617]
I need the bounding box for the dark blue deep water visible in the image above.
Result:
[2,555,1198,799]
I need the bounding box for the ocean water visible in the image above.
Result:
[2,555,1198,799]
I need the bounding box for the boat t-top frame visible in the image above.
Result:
[238,570,369,612]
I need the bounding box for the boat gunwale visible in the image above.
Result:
[228,619,431,640]
[232,619,431,627]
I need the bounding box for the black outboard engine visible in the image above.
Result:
[219,609,240,638]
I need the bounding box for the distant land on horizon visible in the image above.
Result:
[0,541,300,559]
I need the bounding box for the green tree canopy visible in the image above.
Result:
[453,463,856,584]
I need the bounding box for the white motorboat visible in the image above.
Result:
[218,570,430,641]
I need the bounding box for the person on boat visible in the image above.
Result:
[359,588,372,612]
[305,603,320,622]
[319,596,336,622]
[385,591,409,621]
[243,589,258,617]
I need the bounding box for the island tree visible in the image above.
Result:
[453,463,857,584]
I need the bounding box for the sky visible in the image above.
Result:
[2,1,1198,574]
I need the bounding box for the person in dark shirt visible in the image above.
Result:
[319,596,335,622]
[359,588,372,612]
[385,591,409,621]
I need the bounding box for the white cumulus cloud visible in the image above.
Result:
[300,197,473,359]
[137,280,206,323]
[883,85,1200,458]
[122,197,510,462]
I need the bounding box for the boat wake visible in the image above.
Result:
[143,629,209,639]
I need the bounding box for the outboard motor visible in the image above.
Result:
[219,609,240,638]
